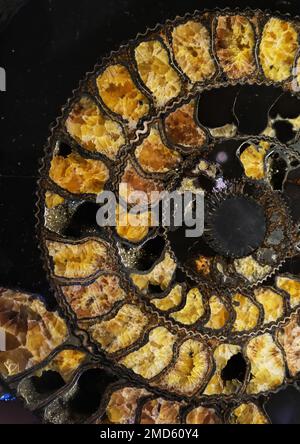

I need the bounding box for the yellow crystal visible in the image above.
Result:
[172,20,215,82]
[254,287,284,324]
[230,403,269,424]
[49,152,109,195]
[157,339,210,396]
[246,333,285,394]
[171,288,205,325]
[89,304,148,353]
[120,327,176,379]
[216,15,256,79]
[232,293,260,332]
[62,274,126,319]
[276,276,300,308]
[66,96,125,159]
[259,18,298,82]
[96,64,149,126]
[46,239,111,279]
[135,40,181,107]
[205,295,229,330]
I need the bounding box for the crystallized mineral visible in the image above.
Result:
[204,295,229,330]
[130,253,176,293]
[135,127,181,173]
[277,314,300,377]
[156,339,210,396]
[229,403,269,424]
[104,387,150,424]
[61,274,126,319]
[46,239,112,279]
[120,162,164,205]
[239,141,270,180]
[246,333,285,394]
[116,206,151,243]
[185,406,221,424]
[172,20,215,83]
[151,284,183,311]
[234,256,271,284]
[254,287,284,324]
[135,40,181,107]
[45,191,65,209]
[88,304,149,353]
[164,101,206,148]
[66,96,125,159]
[140,398,181,424]
[276,276,300,308]
[204,344,243,395]
[0,289,67,378]
[171,288,205,325]
[259,18,298,82]
[96,64,149,127]
[232,293,260,332]
[215,15,256,79]
[49,152,109,195]
[120,327,176,379]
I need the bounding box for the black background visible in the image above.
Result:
[0,0,300,424]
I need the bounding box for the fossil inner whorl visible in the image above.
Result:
[206,195,267,258]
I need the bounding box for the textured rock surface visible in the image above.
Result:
[97,64,149,126]
[135,40,181,106]
[259,18,298,81]
[49,152,109,195]
[66,97,125,159]
[172,20,215,82]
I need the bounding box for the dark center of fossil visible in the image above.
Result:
[206,196,266,258]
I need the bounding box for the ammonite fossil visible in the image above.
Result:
[2,8,300,424]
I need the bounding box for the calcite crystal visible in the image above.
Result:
[66,96,125,160]
[277,315,300,377]
[254,287,284,324]
[164,101,206,148]
[229,403,269,424]
[205,295,229,330]
[120,162,164,205]
[96,64,149,126]
[61,274,126,319]
[157,339,210,396]
[105,387,150,424]
[135,128,181,173]
[151,285,183,311]
[88,304,149,353]
[170,288,205,325]
[0,289,67,378]
[33,349,86,382]
[120,327,176,379]
[204,344,243,396]
[116,206,151,243]
[185,406,221,424]
[239,141,270,180]
[215,15,256,79]
[234,256,271,284]
[130,253,176,293]
[46,239,112,280]
[276,276,300,308]
[232,293,260,332]
[246,333,285,394]
[45,192,65,209]
[140,398,181,424]
[259,18,298,82]
[49,152,109,195]
[172,20,215,83]
[135,40,181,107]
